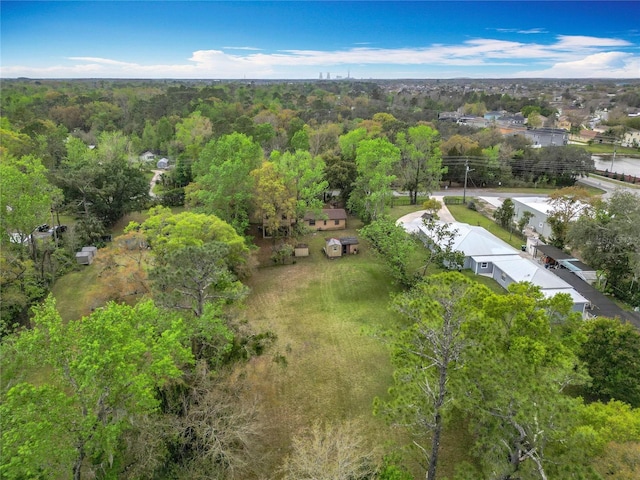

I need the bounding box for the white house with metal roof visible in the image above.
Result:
[397,217,589,315]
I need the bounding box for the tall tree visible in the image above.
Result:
[493,197,516,230]
[377,272,487,480]
[395,125,444,205]
[579,317,640,407]
[360,216,416,288]
[569,190,640,304]
[461,283,587,479]
[251,161,296,240]
[173,110,213,160]
[546,186,592,248]
[0,297,192,480]
[150,242,248,320]
[56,132,149,226]
[0,155,63,331]
[1,154,62,257]
[271,149,328,230]
[188,132,263,234]
[348,137,400,222]
[135,206,250,274]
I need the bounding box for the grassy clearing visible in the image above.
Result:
[237,234,404,473]
[50,263,103,322]
[446,203,526,250]
[237,221,474,477]
[47,209,476,477]
[585,144,639,155]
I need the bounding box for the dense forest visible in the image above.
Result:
[1,78,640,479]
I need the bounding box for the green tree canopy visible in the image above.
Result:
[395,125,444,205]
[579,317,640,407]
[378,272,488,480]
[569,190,640,305]
[0,297,192,480]
[188,132,263,234]
[348,137,400,222]
[55,132,149,226]
[270,149,328,228]
[135,206,250,272]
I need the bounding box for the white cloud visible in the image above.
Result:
[221,46,262,51]
[66,57,138,66]
[553,35,631,49]
[1,35,638,78]
[518,28,547,35]
[513,51,640,78]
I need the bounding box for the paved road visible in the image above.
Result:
[577,174,640,198]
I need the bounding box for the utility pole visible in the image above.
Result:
[610,142,617,172]
[463,158,474,204]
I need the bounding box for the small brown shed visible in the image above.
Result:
[338,236,359,255]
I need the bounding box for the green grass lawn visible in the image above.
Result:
[48,209,477,477]
[236,224,475,477]
[584,144,639,155]
[446,203,526,250]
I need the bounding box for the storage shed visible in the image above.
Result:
[76,251,93,265]
[324,238,342,258]
[338,236,359,255]
[294,243,309,257]
[156,158,169,169]
[82,246,98,259]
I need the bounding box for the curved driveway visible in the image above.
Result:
[149,169,163,198]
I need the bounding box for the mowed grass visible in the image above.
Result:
[237,230,407,473]
[446,202,526,250]
[236,224,476,477]
[48,210,476,477]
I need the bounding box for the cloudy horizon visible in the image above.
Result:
[2,1,639,79]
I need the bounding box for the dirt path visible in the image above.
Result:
[149,169,163,198]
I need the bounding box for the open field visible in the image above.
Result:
[48,208,479,477]
[235,222,475,476]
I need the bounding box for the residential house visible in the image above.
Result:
[511,197,587,239]
[496,113,525,126]
[622,129,640,148]
[397,218,589,315]
[491,256,588,315]
[140,151,155,162]
[569,129,599,144]
[556,116,572,132]
[304,208,347,231]
[523,128,568,148]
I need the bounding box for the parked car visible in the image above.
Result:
[35,224,50,232]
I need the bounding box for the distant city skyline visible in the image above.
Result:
[1,1,639,79]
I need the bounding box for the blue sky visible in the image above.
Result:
[1,1,639,79]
